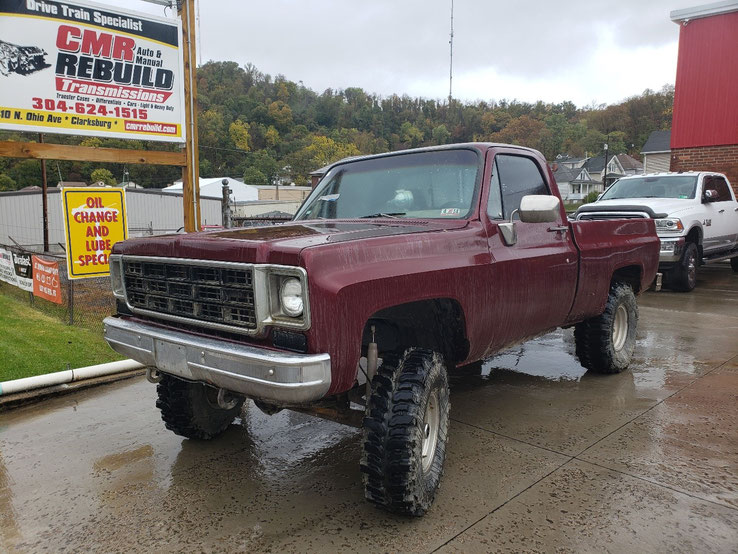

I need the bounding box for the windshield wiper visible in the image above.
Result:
[360,212,406,219]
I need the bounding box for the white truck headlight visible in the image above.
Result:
[655,218,684,232]
[280,277,304,317]
[110,256,124,298]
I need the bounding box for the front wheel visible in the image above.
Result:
[361,349,450,516]
[671,242,699,292]
[574,283,638,374]
[156,374,244,440]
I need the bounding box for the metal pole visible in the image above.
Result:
[67,278,74,325]
[39,133,49,252]
[221,179,232,228]
[448,0,454,104]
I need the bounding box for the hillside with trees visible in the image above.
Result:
[0,60,674,190]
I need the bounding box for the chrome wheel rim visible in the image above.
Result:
[687,252,697,285]
[421,389,440,473]
[612,304,628,351]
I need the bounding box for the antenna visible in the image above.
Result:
[196,0,202,66]
[448,0,454,103]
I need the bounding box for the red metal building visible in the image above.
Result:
[670,2,738,194]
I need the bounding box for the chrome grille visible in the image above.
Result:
[123,259,256,329]
[577,213,648,221]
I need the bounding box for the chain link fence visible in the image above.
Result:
[1,217,290,333]
[0,242,114,333]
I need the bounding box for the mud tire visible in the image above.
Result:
[156,374,243,440]
[574,283,638,374]
[731,257,738,273]
[671,242,699,292]
[361,349,450,516]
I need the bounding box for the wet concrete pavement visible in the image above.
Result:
[1,264,737,553]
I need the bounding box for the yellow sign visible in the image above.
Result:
[61,188,128,279]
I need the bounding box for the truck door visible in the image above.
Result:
[482,149,579,354]
[703,175,738,252]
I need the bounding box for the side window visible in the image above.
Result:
[495,155,549,219]
[487,159,503,219]
[712,177,733,202]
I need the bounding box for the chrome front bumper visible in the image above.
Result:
[103,317,331,404]
[658,236,686,263]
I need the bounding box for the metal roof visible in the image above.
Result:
[671,0,738,22]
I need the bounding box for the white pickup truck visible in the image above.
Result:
[576,172,738,291]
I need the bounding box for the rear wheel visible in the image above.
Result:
[574,283,638,374]
[156,374,244,440]
[671,242,699,292]
[361,349,450,516]
[731,257,738,273]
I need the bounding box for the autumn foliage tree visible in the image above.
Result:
[0,60,674,191]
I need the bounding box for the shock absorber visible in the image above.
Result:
[366,325,378,405]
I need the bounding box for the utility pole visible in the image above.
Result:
[448,0,454,104]
[178,0,201,232]
[39,133,49,252]
[603,138,610,189]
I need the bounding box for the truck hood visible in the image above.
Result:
[582,198,696,217]
[112,219,469,265]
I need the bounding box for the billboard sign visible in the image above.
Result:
[0,0,185,142]
[32,255,62,303]
[61,187,128,279]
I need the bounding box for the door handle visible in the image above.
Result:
[548,226,569,233]
[719,209,725,213]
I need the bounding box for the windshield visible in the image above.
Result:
[294,149,481,221]
[600,175,698,200]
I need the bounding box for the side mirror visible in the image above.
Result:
[498,195,561,246]
[518,195,561,223]
[703,189,718,202]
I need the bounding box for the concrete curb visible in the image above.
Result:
[0,368,146,411]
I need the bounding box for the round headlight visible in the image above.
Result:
[280,277,303,317]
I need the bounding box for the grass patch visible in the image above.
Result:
[0,292,122,382]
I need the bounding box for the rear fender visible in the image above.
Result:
[566,219,658,323]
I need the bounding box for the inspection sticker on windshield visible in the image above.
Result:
[318,194,340,202]
[440,208,461,216]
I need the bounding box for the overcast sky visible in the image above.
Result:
[131,0,694,107]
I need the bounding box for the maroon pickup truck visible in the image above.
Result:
[104,143,659,515]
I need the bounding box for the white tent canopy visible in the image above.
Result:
[164,177,259,202]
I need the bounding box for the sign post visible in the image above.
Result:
[60,187,128,279]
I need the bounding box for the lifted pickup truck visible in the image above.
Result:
[104,144,659,516]
[576,172,738,291]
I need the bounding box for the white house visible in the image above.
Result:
[552,164,598,201]
[641,130,671,174]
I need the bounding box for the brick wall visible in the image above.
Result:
[670,144,738,196]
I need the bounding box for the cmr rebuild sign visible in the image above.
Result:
[61,187,127,279]
[0,0,185,142]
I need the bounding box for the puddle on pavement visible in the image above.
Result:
[480,329,585,381]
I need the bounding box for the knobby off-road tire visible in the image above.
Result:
[671,242,699,292]
[574,283,638,374]
[361,348,450,516]
[156,374,244,440]
[731,257,738,273]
